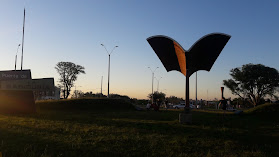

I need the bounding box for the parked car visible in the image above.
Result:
[173,103,195,109]
[173,104,185,109]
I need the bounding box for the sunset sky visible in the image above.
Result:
[0,0,278,100]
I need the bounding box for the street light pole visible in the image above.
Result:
[21,8,25,71]
[155,76,162,92]
[148,67,159,103]
[108,54,110,97]
[101,76,103,95]
[15,44,20,70]
[101,44,118,98]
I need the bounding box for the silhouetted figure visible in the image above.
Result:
[146,101,151,110]
[200,99,203,109]
[219,87,227,110]
[157,99,162,110]
[151,103,159,111]
[218,97,228,120]
[165,100,169,109]
[220,97,227,110]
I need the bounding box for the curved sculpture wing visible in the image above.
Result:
[147,33,231,77]
[147,35,187,76]
[187,33,231,76]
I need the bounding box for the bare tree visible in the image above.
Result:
[55,62,85,99]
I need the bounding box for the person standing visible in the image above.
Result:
[218,97,227,117]
[157,99,162,111]
[146,101,151,110]
[165,100,169,109]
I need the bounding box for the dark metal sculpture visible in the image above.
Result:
[147,33,231,112]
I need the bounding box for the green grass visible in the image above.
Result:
[0,99,278,157]
[245,103,279,114]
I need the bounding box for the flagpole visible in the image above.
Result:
[21,8,25,71]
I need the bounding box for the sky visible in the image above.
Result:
[0,0,278,100]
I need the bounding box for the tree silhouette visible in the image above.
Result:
[166,96,184,105]
[148,91,166,102]
[223,64,279,107]
[55,62,85,99]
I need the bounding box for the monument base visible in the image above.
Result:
[179,113,192,124]
[0,90,36,113]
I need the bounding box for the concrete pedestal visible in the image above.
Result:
[179,113,192,124]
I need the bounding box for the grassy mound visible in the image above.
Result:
[1,102,278,156]
[245,103,279,114]
[36,98,135,112]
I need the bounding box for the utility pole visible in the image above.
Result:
[155,76,162,92]
[207,89,208,101]
[101,76,103,95]
[148,67,159,103]
[15,44,20,70]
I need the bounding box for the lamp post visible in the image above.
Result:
[155,76,162,92]
[101,44,118,98]
[101,76,103,95]
[148,67,159,103]
[15,44,21,70]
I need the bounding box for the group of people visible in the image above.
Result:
[146,97,230,112]
[146,99,168,111]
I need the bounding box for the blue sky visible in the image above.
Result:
[0,0,278,99]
